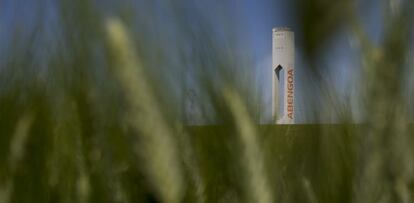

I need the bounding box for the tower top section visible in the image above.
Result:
[272,27,292,32]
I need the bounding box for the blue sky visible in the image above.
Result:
[235,0,385,122]
[1,0,402,123]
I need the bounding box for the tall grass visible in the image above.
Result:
[0,0,413,202]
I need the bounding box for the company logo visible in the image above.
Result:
[287,69,294,119]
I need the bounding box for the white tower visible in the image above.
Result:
[272,27,295,124]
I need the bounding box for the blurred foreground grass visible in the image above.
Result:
[1,0,414,202]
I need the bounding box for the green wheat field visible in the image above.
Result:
[1,0,414,202]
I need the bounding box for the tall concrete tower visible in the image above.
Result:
[272,27,295,124]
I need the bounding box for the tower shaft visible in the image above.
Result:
[272,28,295,124]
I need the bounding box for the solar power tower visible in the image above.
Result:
[272,27,295,124]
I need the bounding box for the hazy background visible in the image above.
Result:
[2,0,408,124]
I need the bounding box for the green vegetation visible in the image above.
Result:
[1,0,414,202]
